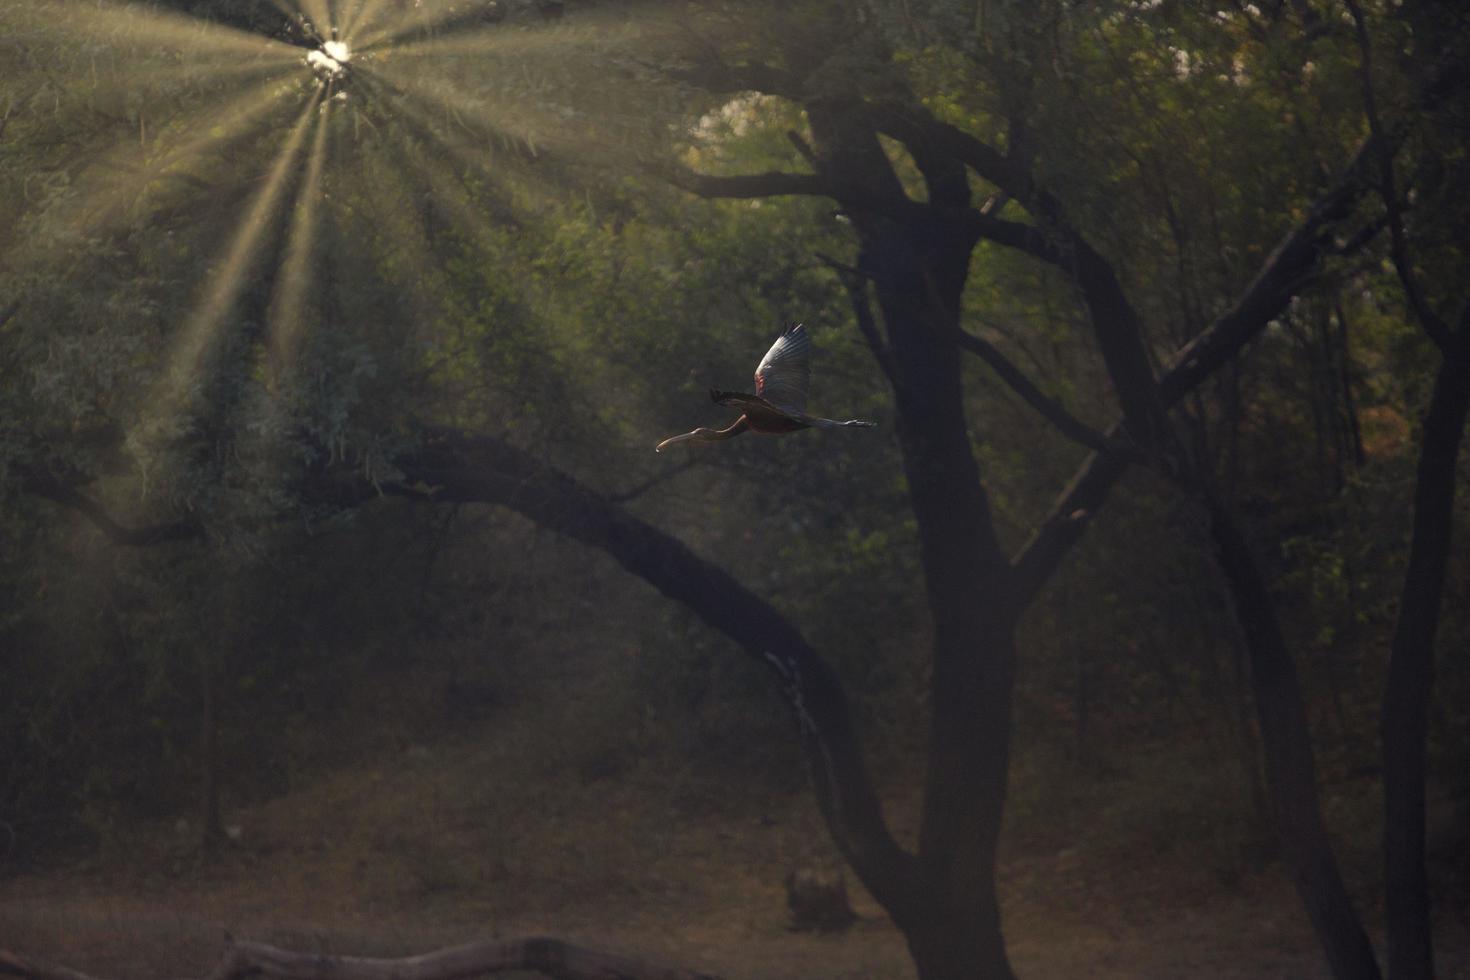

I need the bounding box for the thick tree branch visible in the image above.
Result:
[303,427,926,914]
[1009,132,1383,608]
[784,128,818,168]
[870,105,1170,441]
[21,469,201,546]
[1159,136,1380,406]
[668,167,831,201]
[1344,0,1454,353]
[954,330,1115,454]
[871,107,1063,224]
[1,936,720,980]
[661,56,801,100]
[669,164,983,241]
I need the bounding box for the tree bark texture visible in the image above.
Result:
[807,95,1019,979]
[1382,314,1470,980]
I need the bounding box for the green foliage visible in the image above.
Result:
[0,0,1465,890]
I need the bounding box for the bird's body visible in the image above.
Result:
[656,323,876,453]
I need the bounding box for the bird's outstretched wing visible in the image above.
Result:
[753,322,811,412]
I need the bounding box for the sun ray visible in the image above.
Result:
[353,59,558,157]
[325,128,470,364]
[354,73,551,221]
[266,91,334,376]
[81,54,297,91]
[339,0,390,44]
[152,92,324,415]
[369,20,622,61]
[22,0,303,62]
[1,75,298,273]
[350,0,480,52]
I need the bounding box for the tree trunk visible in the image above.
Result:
[806,94,1020,978]
[198,649,224,858]
[1207,500,1382,980]
[1381,317,1470,980]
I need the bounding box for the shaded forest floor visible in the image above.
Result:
[5,748,1468,979]
[3,635,1468,979]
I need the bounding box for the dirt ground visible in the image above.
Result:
[2,676,1466,979]
[3,776,1467,979]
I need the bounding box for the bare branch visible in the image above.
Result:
[668,164,977,237]
[1009,131,1385,608]
[955,330,1116,455]
[1,935,722,980]
[785,129,818,168]
[668,167,832,201]
[1160,135,1380,405]
[817,252,895,384]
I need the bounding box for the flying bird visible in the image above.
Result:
[656,323,876,453]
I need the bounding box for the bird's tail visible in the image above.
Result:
[810,417,878,429]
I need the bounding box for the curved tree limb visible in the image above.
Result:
[0,935,722,980]
[815,251,896,385]
[21,468,201,546]
[1010,130,1383,609]
[667,167,831,201]
[303,427,927,916]
[668,164,983,240]
[868,104,1170,442]
[954,329,1115,455]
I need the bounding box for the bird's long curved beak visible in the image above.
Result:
[655,431,701,453]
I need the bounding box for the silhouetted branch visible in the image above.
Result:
[303,426,927,915]
[1010,131,1384,608]
[22,469,201,546]
[954,330,1114,454]
[669,165,977,236]
[1345,0,1453,353]
[668,167,831,200]
[0,936,722,980]
[785,129,818,168]
[661,57,801,99]
[869,105,1171,439]
[815,252,894,384]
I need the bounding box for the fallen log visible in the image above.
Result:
[0,936,724,980]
